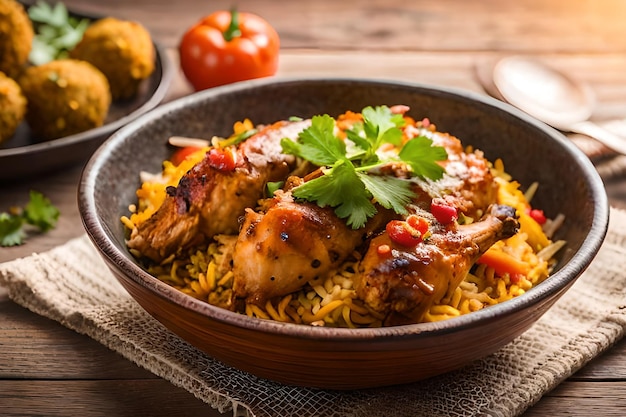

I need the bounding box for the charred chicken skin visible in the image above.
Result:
[232,177,395,304]
[126,120,310,262]
[354,204,520,325]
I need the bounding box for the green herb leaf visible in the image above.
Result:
[398,135,448,179]
[344,126,372,154]
[266,181,284,197]
[282,106,448,229]
[358,174,412,215]
[0,213,25,247]
[28,1,65,26]
[23,190,60,232]
[292,161,376,229]
[361,105,404,148]
[0,191,60,246]
[28,1,90,65]
[29,37,58,66]
[281,114,346,166]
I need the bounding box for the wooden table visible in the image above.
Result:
[2,1,626,415]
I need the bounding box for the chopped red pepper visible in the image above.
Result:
[406,214,429,235]
[528,208,547,225]
[208,148,236,171]
[170,146,203,166]
[386,215,429,247]
[510,273,524,284]
[430,200,458,224]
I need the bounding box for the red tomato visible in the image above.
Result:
[208,148,236,171]
[179,9,280,91]
[430,201,458,224]
[171,146,203,166]
[386,215,430,247]
[406,214,430,236]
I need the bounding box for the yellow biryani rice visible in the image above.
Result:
[122,121,566,328]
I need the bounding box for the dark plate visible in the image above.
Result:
[0,4,174,182]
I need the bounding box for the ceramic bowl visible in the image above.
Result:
[78,78,609,390]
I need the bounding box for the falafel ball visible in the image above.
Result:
[18,59,111,140]
[0,71,27,144]
[0,0,35,78]
[70,17,155,100]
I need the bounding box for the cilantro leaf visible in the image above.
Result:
[398,136,448,179]
[266,181,284,197]
[345,106,404,163]
[361,105,404,147]
[29,37,58,66]
[0,213,25,247]
[344,126,372,153]
[23,190,60,232]
[0,190,60,246]
[282,106,448,229]
[28,1,90,65]
[291,161,376,229]
[281,114,346,166]
[358,174,412,215]
[29,1,66,26]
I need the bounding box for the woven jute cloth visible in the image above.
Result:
[1,206,625,417]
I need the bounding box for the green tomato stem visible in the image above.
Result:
[223,8,242,41]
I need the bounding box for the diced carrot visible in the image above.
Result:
[477,248,531,277]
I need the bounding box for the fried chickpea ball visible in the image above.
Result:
[0,71,27,144]
[18,59,111,140]
[0,0,35,78]
[70,17,155,100]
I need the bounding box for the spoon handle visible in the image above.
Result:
[569,120,626,155]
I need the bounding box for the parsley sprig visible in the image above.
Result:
[281,106,448,229]
[28,1,90,66]
[0,191,60,246]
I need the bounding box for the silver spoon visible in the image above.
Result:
[492,56,626,155]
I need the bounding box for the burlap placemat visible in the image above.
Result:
[1,207,625,417]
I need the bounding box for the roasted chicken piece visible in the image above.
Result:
[126,120,311,262]
[354,204,520,325]
[230,127,501,306]
[410,128,498,219]
[232,177,395,304]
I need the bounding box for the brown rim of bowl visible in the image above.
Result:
[78,77,610,341]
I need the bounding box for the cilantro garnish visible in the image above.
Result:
[266,181,284,197]
[28,1,90,66]
[280,105,448,229]
[0,191,60,247]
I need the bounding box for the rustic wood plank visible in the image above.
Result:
[524,381,626,416]
[0,380,226,417]
[0,166,85,264]
[572,337,626,380]
[53,0,626,52]
[0,299,157,380]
